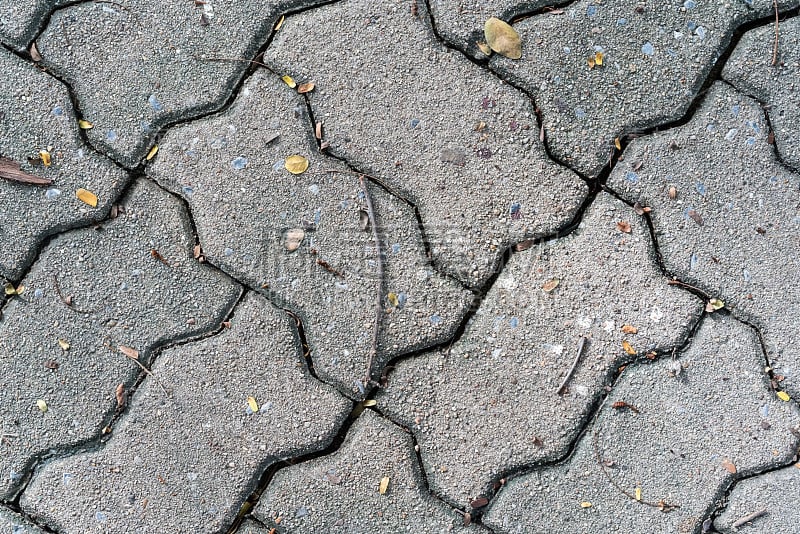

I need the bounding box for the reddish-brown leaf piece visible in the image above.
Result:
[115,383,126,409]
[470,497,490,508]
[118,345,139,360]
[687,209,704,226]
[616,221,632,233]
[721,458,737,474]
[0,157,52,185]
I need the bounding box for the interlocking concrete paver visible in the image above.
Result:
[255,410,487,533]
[483,314,800,534]
[486,0,793,176]
[20,292,350,534]
[149,70,472,396]
[0,47,128,280]
[723,16,800,172]
[264,0,588,288]
[0,506,44,533]
[35,0,329,168]
[0,178,241,500]
[608,81,800,399]
[715,464,800,533]
[378,192,703,507]
[0,0,61,49]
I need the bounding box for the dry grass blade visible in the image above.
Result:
[359,175,383,389]
[772,0,779,66]
[0,157,52,185]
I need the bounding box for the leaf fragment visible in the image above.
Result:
[595,51,604,66]
[542,278,560,293]
[721,458,737,474]
[30,42,42,62]
[616,221,631,233]
[622,340,637,355]
[274,15,285,31]
[614,137,621,150]
[705,298,724,313]
[247,396,259,413]
[58,338,70,351]
[635,487,642,501]
[580,501,592,508]
[118,345,139,360]
[379,476,390,495]
[363,399,377,407]
[76,188,98,207]
[777,391,791,402]
[484,17,522,59]
[146,144,159,161]
[297,82,315,94]
[687,209,704,226]
[387,292,399,307]
[476,41,492,56]
[284,155,309,175]
[78,119,94,130]
[284,228,305,252]
[115,383,126,408]
[39,150,52,167]
[36,399,48,413]
[0,157,52,185]
[621,324,638,334]
[281,74,296,88]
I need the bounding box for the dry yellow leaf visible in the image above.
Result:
[635,487,642,501]
[614,137,622,150]
[118,345,139,360]
[476,41,492,56]
[247,396,259,413]
[721,458,737,474]
[777,391,791,402]
[78,119,93,130]
[379,476,390,495]
[146,144,159,161]
[580,501,592,508]
[39,150,51,167]
[588,56,596,69]
[281,75,296,88]
[622,340,636,355]
[4,283,16,295]
[58,338,70,351]
[542,278,560,293]
[363,399,377,407]
[387,292,399,307]
[484,17,522,59]
[297,82,315,94]
[284,155,309,175]
[621,324,638,335]
[705,298,724,312]
[274,15,285,31]
[595,51,604,66]
[76,188,98,207]
[36,399,48,413]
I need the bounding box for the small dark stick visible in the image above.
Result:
[732,508,768,529]
[772,0,779,66]
[557,336,588,395]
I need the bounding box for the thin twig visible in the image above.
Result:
[359,175,383,388]
[732,508,768,528]
[195,54,277,75]
[667,278,709,298]
[557,336,588,395]
[307,169,413,205]
[772,0,779,66]
[52,274,94,314]
[124,353,170,396]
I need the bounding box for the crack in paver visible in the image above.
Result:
[609,81,800,400]
[0,504,46,533]
[263,0,588,288]
[483,313,800,534]
[723,15,800,172]
[0,46,128,281]
[254,409,489,533]
[0,178,241,500]
[19,292,351,534]
[484,0,795,177]
[148,69,473,397]
[377,192,704,508]
[33,0,333,168]
[0,0,64,50]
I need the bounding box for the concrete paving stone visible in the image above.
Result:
[0,178,241,500]
[377,192,704,507]
[0,0,62,49]
[723,16,800,172]
[486,0,794,177]
[237,518,272,534]
[254,409,488,533]
[264,0,588,288]
[20,292,351,534]
[0,506,44,533]
[608,81,800,400]
[0,47,128,280]
[148,70,473,398]
[483,313,800,534]
[714,463,800,533]
[34,0,330,168]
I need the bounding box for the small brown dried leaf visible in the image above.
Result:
[115,383,126,408]
[542,278,560,293]
[470,497,489,508]
[0,157,52,185]
[44,359,59,370]
[484,17,522,59]
[30,42,42,62]
[616,221,631,233]
[721,458,737,474]
[687,209,704,226]
[621,324,638,334]
[118,345,139,360]
[297,82,315,94]
[315,121,323,140]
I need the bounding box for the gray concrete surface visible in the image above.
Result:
[149,70,472,397]
[0,46,128,280]
[255,409,487,533]
[723,16,800,172]
[609,81,800,400]
[1,2,799,533]
[264,0,588,288]
[487,0,795,176]
[0,178,241,500]
[483,313,800,534]
[20,292,350,534]
[378,192,703,507]
[715,464,800,533]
